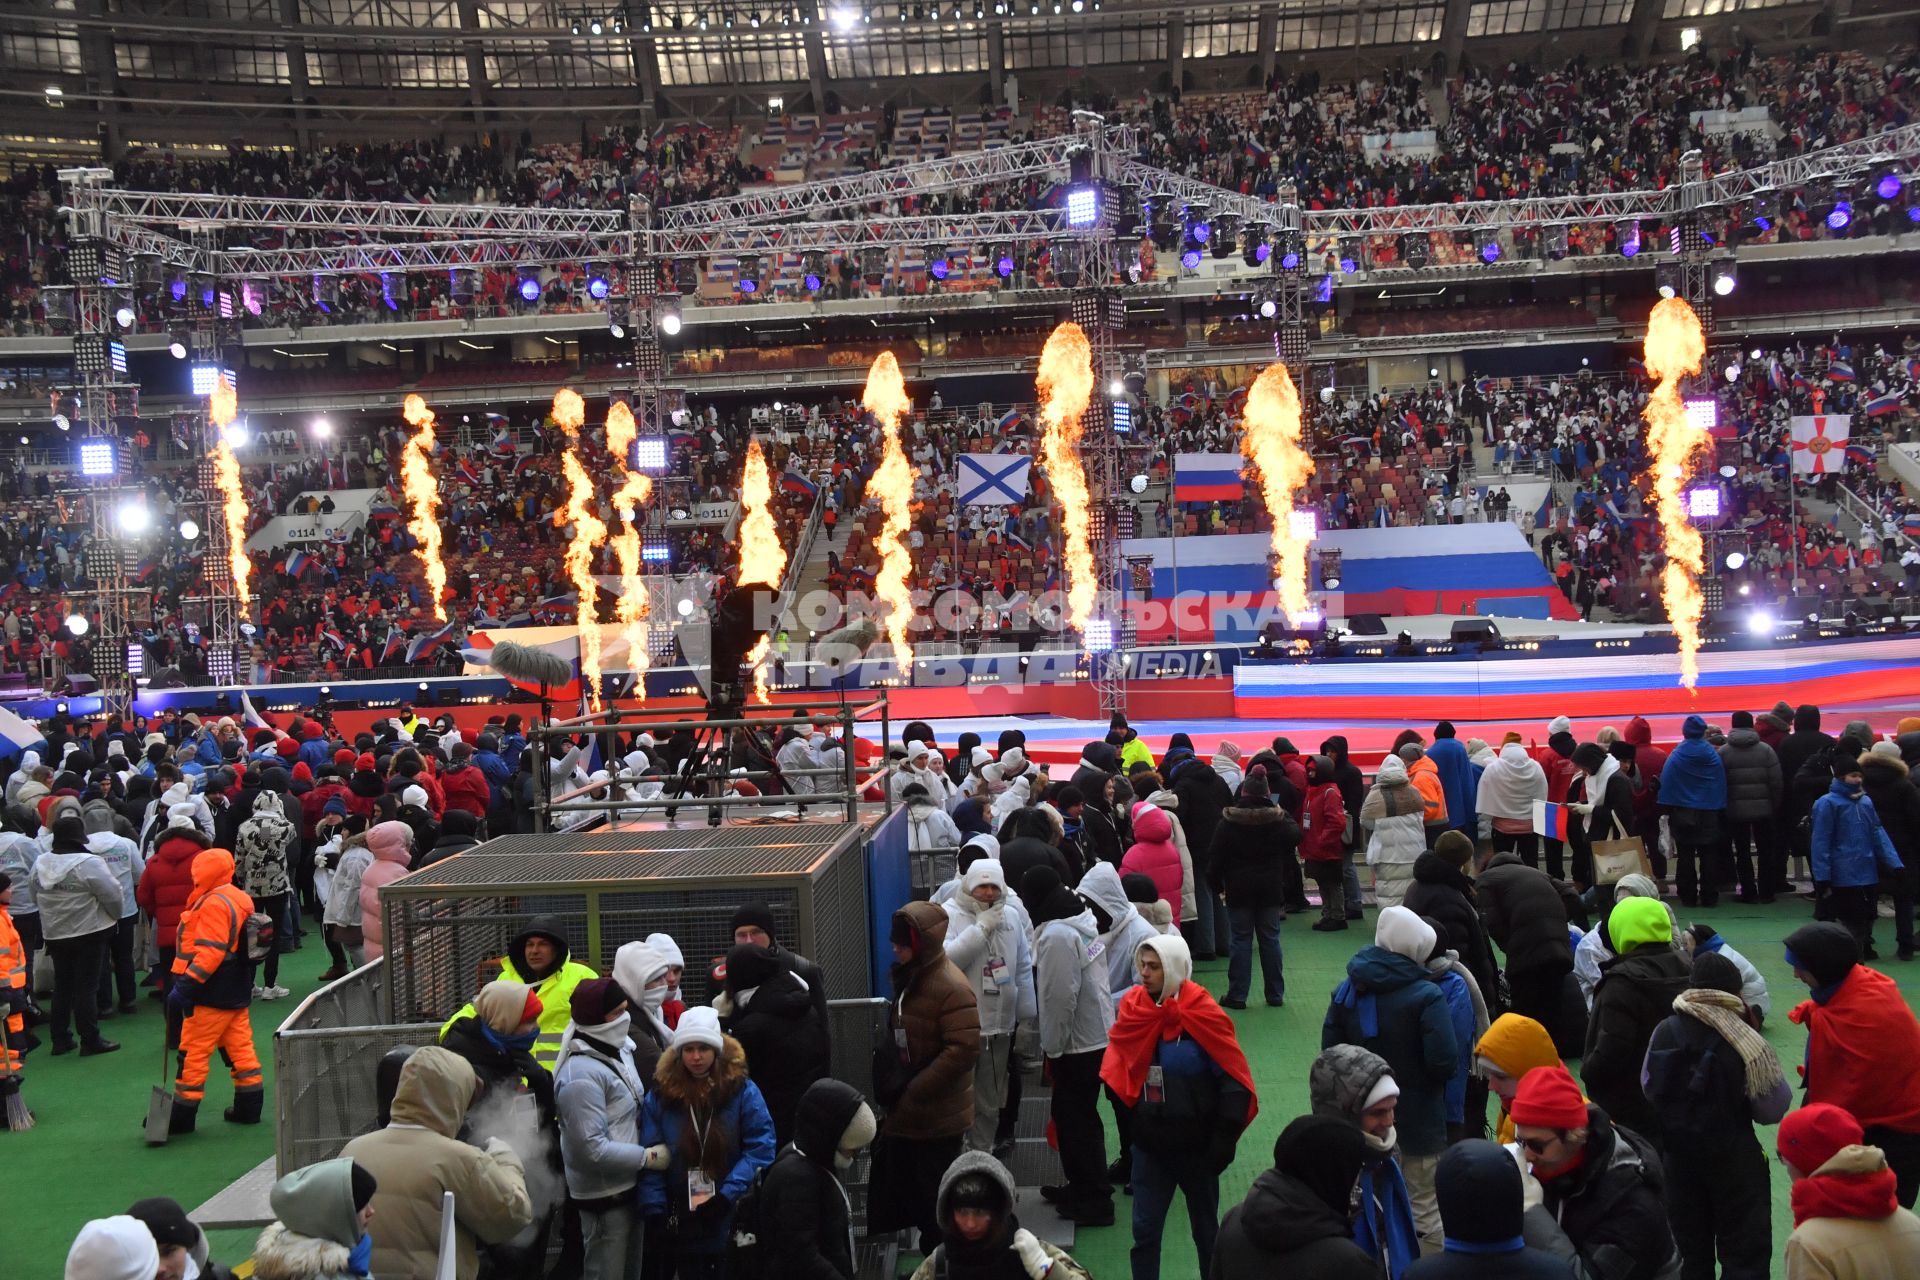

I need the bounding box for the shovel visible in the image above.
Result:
[144,1027,175,1147]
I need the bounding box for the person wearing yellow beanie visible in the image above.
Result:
[1474,1013,1578,1144]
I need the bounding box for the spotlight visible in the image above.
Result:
[1108,379,1124,397]
[1746,609,1774,635]
[1338,237,1362,273]
[995,248,1015,278]
[1827,202,1852,230]
[78,439,116,477]
[737,255,761,293]
[223,419,249,449]
[1724,550,1748,570]
[929,253,950,281]
[1618,219,1641,257]
[113,303,135,329]
[1711,260,1737,296]
[65,613,88,636]
[676,596,696,618]
[518,275,542,302]
[658,295,682,335]
[116,497,151,534]
[1083,617,1114,653]
[178,519,200,540]
[1180,248,1202,270]
[1256,293,1278,321]
[311,416,332,438]
[1543,223,1570,260]
[1685,487,1721,520]
[1656,261,1682,299]
[586,274,611,300]
[801,252,825,292]
[1876,171,1904,201]
[633,437,669,471]
[168,338,187,360]
[1475,228,1500,263]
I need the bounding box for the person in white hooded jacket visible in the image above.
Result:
[940,857,1036,1154]
[33,812,123,1054]
[1022,863,1115,1226]
[83,802,145,1015]
[1475,742,1548,860]
[1075,862,1160,997]
[140,779,215,851]
[891,740,954,808]
[1360,755,1428,912]
[611,939,679,1062]
[905,782,964,855]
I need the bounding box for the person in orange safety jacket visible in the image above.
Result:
[0,871,28,1101]
[165,847,264,1135]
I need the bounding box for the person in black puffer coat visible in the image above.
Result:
[1582,897,1691,1153]
[1403,832,1499,1009]
[1206,776,1299,1007]
[1069,742,1119,801]
[1403,1140,1575,1280]
[417,809,483,868]
[754,1078,877,1280]
[1211,1114,1375,1280]
[1717,712,1784,903]
[1777,704,1837,816]
[716,942,831,1148]
[1476,850,1575,1050]
[1862,744,1920,960]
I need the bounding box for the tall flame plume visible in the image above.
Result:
[399,394,448,622]
[604,400,652,700]
[551,388,608,709]
[1036,322,1097,631]
[861,352,918,675]
[1240,361,1317,621]
[207,375,252,606]
[737,440,789,703]
[1641,296,1710,687]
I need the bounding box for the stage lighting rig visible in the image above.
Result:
[1618,219,1642,257]
[657,294,682,336]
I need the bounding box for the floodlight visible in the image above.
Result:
[1083,617,1114,653]
[78,439,116,477]
[1065,186,1099,227]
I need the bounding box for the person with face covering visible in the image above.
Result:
[438,979,556,1132]
[613,939,679,1062]
[1323,906,1460,1255]
[1023,865,1115,1227]
[1582,896,1691,1150]
[1211,1114,1376,1280]
[342,1046,534,1280]
[1100,934,1256,1280]
[1509,1064,1679,1280]
[867,901,983,1253]
[751,1078,878,1280]
[939,857,1035,1156]
[1401,1140,1572,1280]
[1640,952,1788,1280]
[554,978,670,1280]
[643,932,688,1029]
[714,940,831,1148]
[908,1151,1093,1280]
[1777,1102,1920,1280]
[1310,1044,1421,1280]
[250,1158,381,1280]
[1785,921,1920,1207]
[440,914,598,1073]
[637,1007,776,1280]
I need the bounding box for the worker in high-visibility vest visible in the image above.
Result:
[441,915,595,1072]
[166,847,264,1135]
[0,871,28,1097]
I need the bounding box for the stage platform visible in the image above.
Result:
[862,698,1920,773]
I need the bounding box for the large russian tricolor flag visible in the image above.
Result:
[1174,453,1244,502]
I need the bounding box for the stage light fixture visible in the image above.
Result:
[642,540,672,564]
[1655,261,1682,299]
[168,330,188,360]
[78,439,116,477]
[1618,219,1641,257]
[113,302,135,329]
[1475,228,1501,263]
[1826,185,1853,230]
[1878,171,1904,201]
[1180,248,1202,270]
[1711,260,1737,296]
[116,496,151,534]
[634,436,669,471]
[737,255,761,294]
[518,275,542,302]
[1725,550,1748,571]
[1065,186,1099,227]
[1083,617,1114,653]
[178,518,200,541]
[1686,487,1721,520]
[65,613,88,637]
[995,247,1015,278]
[1543,223,1570,260]
[587,273,611,300]
[929,252,951,281]
[802,252,825,291]
[657,295,682,335]
[1256,291,1278,321]
[1338,237,1362,273]
[190,363,224,396]
[1289,509,1318,540]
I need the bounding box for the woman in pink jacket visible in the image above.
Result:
[1121,803,1186,928]
[357,821,416,960]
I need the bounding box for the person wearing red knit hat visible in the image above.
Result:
[1778,1103,1920,1279]
[1509,1064,1677,1280]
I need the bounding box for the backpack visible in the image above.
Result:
[243,911,276,963]
[723,1151,796,1279]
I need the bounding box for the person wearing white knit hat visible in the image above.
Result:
[644,932,688,1024]
[640,1005,776,1273]
[64,1215,159,1280]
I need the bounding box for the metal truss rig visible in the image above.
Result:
[60,119,1920,282]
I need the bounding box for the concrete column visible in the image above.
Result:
[279,0,314,151]
[455,0,490,132]
[803,29,828,110]
[79,0,123,158]
[986,21,1005,106]
[1255,4,1277,85]
[1438,0,1472,74]
[1166,15,1184,92]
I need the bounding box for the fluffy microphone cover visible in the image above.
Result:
[482,640,573,688]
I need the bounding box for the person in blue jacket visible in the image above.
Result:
[1425,723,1479,838]
[1813,751,1906,956]
[638,1006,776,1280]
[1660,713,1729,907]
[1322,906,1460,1260]
[1413,913,1487,1145]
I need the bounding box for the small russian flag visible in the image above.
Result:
[1532,799,1572,841]
[456,457,483,487]
[998,408,1027,432]
[1400,410,1424,434]
[1862,392,1903,418]
[285,550,312,579]
[780,471,819,499]
[1828,360,1855,382]
[1844,443,1876,466]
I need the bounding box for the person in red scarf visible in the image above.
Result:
[1785,921,1920,1207]
[1778,1102,1920,1279]
[1099,934,1255,1280]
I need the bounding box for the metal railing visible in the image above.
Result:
[274,959,888,1177]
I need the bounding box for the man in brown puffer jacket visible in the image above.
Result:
[867,900,981,1256]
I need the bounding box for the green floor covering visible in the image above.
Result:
[9,898,1918,1278]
